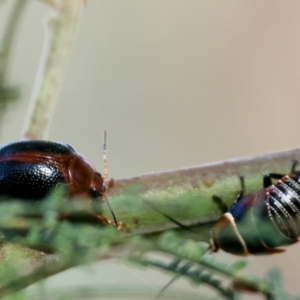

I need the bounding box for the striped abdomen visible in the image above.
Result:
[266,173,300,240]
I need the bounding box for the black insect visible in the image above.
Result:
[211,160,300,255]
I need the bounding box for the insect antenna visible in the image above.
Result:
[102,131,120,229]
[105,196,119,228]
[103,130,108,180]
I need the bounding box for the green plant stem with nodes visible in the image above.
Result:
[22,0,84,140]
[0,200,296,300]
[0,0,27,121]
[0,0,28,84]
[106,148,300,241]
[130,231,298,300]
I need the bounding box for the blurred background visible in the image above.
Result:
[1,0,300,299]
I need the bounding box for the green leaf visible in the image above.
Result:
[158,231,209,258]
[227,260,247,274]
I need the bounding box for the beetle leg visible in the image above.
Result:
[264,161,298,187]
[93,211,122,230]
[291,160,298,173]
[213,176,245,213]
[95,214,113,225]
[212,195,228,213]
[233,176,245,204]
[263,173,284,187]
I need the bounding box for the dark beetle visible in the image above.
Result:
[210,161,300,255]
[0,140,119,227]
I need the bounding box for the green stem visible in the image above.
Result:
[0,257,71,298]
[0,0,29,85]
[141,259,236,300]
[107,148,300,241]
[22,0,84,140]
[0,0,27,135]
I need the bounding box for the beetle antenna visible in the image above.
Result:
[105,195,119,228]
[102,131,120,228]
[103,130,108,179]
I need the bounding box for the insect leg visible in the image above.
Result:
[233,176,245,204]
[212,195,228,213]
[213,176,245,213]
[263,160,298,187]
[291,160,298,173]
[263,173,285,187]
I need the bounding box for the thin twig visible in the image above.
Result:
[22,0,84,139]
[0,0,27,126]
[0,0,29,85]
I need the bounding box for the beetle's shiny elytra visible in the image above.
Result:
[211,161,300,256]
[0,140,118,227]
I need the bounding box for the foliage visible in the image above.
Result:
[0,193,296,299]
[0,0,26,120]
